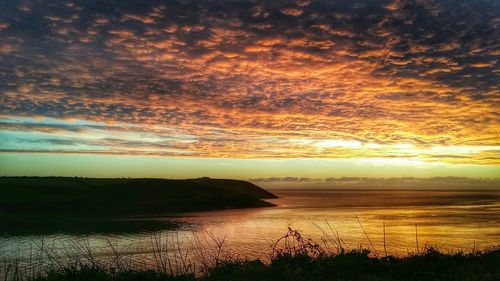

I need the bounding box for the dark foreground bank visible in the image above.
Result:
[14,247,500,281]
[3,228,499,281]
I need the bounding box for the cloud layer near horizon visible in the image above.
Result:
[0,0,499,165]
[250,176,500,189]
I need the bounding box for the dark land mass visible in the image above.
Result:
[0,177,277,234]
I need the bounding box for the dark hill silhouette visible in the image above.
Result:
[0,177,277,216]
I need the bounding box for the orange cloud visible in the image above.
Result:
[281,8,303,17]
[0,0,498,166]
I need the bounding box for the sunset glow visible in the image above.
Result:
[0,0,499,180]
[2,3,500,278]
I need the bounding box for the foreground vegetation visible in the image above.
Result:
[30,249,500,281]
[2,228,499,281]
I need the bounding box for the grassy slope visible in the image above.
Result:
[0,177,277,216]
[30,248,500,281]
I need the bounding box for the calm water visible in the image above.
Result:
[1,189,500,271]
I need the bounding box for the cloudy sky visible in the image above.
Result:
[0,0,499,181]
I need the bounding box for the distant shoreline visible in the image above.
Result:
[267,187,500,192]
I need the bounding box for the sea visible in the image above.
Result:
[1,189,499,276]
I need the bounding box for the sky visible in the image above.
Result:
[0,0,499,184]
